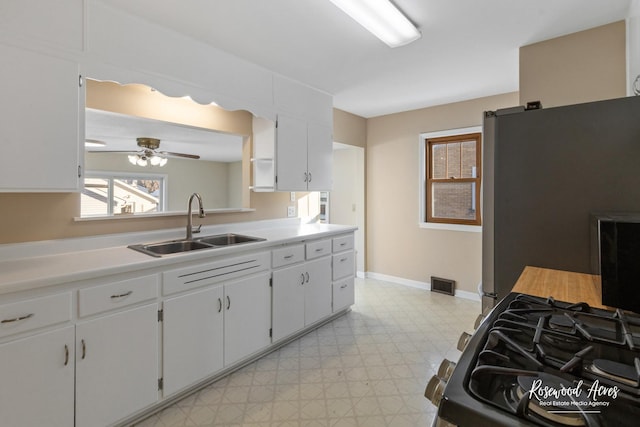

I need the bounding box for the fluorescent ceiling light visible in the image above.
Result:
[329,0,421,48]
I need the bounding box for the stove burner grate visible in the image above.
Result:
[589,358,640,387]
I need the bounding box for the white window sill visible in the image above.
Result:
[419,222,482,233]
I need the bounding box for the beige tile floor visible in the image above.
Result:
[135,277,480,427]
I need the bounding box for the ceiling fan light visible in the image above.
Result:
[136,157,148,167]
[329,0,421,48]
[150,155,162,166]
[159,157,168,167]
[128,154,138,165]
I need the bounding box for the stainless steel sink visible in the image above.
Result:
[128,233,265,257]
[128,239,214,257]
[196,233,265,246]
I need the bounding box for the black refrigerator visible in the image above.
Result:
[481,95,640,312]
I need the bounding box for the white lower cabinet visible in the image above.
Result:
[162,271,271,397]
[163,286,224,397]
[272,262,306,341]
[223,272,272,366]
[272,254,332,342]
[0,326,75,427]
[75,303,159,427]
[332,234,356,313]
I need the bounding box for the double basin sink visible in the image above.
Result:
[128,233,265,257]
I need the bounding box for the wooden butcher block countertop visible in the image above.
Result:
[512,266,612,309]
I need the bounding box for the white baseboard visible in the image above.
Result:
[364,272,481,302]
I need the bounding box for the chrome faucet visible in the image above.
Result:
[186,193,205,240]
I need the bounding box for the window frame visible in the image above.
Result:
[81,171,167,217]
[419,126,482,232]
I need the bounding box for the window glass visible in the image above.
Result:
[426,133,481,226]
[81,174,165,217]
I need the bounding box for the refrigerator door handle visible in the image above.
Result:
[482,292,498,299]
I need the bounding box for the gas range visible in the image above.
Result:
[425,293,640,427]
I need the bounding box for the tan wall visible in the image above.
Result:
[520,21,626,107]
[333,109,366,148]
[366,93,519,293]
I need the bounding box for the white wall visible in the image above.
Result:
[330,143,365,275]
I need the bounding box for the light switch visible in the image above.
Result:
[287,206,296,217]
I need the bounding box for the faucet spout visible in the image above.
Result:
[186,193,205,240]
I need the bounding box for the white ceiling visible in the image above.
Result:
[97,0,633,118]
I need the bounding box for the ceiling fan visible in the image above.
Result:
[89,137,200,167]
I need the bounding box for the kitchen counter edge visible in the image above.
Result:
[0,220,357,296]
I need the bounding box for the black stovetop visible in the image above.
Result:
[438,293,640,427]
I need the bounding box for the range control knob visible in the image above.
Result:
[433,416,457,427]
[437,359,457,381]
[457,332,472,352]
[424,375,447,407]
[474,313,485,329]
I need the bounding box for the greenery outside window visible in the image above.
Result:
[425,132,481,226]
[81,172,166,217]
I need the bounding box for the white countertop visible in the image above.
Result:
[0,219,356,296]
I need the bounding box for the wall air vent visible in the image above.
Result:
[430,276,455,296]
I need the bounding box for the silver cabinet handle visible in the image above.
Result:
[284,254,294,259]
[308,172,312,182]
[340,284,348,289]
[304,172,308,182]
[305,272,310,283]
[340,257,348,262]
[218,297,222,313]
[340,242,347,247]
[81,339,86,360]
[300,273,305,285]
[64,344,69,366]
[1,313,34,324]
[110,290,133,299]
[226,295,231,310]
[315,248,324,253]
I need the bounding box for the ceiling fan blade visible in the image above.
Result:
[161,151,201,160]
[87,150,138,154]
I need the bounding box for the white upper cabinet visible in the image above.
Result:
[0,44,82,192]
[269,75,334,191]
[306,122,333,191]
[0,1,334,193]
[275,114,333,191]
[0,0,84,53]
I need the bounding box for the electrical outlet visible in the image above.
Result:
[287,206,296,217]
[290,192,296,202]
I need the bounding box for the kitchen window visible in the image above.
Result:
[81,173,166,217]
[420,128,482,229]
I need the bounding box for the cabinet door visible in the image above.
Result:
[224,272,272,366]
[0,43,81,191]
[0,326,74,427]
[307,122,333,191]
[76,304,159,427]
[163,286,224,397]
[272,263,306,341]
[304,256,332,325]
[276,114,308,191]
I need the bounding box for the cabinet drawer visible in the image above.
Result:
[332,234,354,252]
[333,278,355,312]
[332,251,355,280]
[272,244,305,268]
[78,275,158,317]
[163,252,270,295]
[0,293,72,338]
[306,239,331,260]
